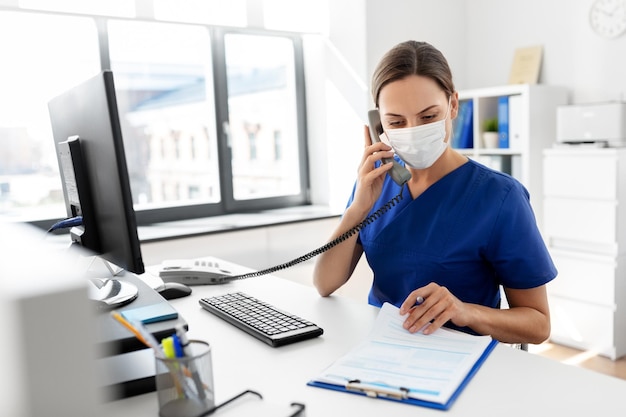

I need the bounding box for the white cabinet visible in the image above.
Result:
[456,84,568,230]
[543,147,626,360]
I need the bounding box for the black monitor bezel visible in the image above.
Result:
[48,70,145,275]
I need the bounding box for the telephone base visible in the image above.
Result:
[158,259,234,286]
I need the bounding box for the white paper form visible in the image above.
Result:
[313,303,494,405]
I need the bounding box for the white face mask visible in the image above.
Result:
[383,98,451,169]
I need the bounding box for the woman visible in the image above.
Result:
[313,41,556,345]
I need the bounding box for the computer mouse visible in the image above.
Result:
[157,282,192,300]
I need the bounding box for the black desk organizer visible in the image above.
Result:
[95,273,188,399]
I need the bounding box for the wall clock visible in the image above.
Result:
[589,0,626,38]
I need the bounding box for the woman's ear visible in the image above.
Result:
[451,91,460,120]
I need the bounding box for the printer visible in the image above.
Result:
[556,102,626,147]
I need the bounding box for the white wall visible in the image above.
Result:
[305,1,369,210]
[307,0,626,207]
[366,0,626,103]
[465,0,626,103]
[365,0,468,92]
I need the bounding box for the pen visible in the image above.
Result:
[162,336,177,358]
[176,324,208,400]
[161,335,186,358]
[172,334,184,358]
[412,296,437,328]
[161,335,200,399]
[163,335,203,386]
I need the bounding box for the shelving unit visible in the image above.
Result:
[455,84,568,229]
[543,147,626,360]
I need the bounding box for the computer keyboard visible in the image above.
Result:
[199,292,323,347]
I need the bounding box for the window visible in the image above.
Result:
[224,34,297,198]
[107,19,221,213]
[0,8,310,228]
[218,32,308,210]
[274,131,283,161]
[0,11,100,222]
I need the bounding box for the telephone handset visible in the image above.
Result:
[368,109,412,186]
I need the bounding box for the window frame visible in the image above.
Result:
[211,27,310,214]
[24,13,311,228]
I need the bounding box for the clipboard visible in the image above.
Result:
[307,338,498,410]
[307,303,499,410]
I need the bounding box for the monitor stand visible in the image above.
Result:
[89,277,138,309]
[82,255,139,309]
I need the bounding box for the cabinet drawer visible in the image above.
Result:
[549,296,616,359]
[544,197,617,244]
[547,250,615,305]
[543,153,617,199]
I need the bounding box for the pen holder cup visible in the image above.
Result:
[155,340,215,417]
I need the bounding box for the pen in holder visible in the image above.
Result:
[155,339,215,417]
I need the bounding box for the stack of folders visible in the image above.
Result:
[308,303,497,410]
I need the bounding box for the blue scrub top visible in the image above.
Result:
[347,158,557,318]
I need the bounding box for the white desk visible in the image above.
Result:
[102,258,626,416]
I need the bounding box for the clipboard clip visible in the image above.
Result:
[345,379,409,400]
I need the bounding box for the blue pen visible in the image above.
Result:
[171,334,184,358]
[176,325,207,400]
[175,325,192,357]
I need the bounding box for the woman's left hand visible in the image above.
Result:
[399,283,470,335]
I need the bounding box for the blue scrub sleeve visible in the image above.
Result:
[486,183,557,289]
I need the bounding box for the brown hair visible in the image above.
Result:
[371,41,455,107]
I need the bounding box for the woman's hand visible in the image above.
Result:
[349,125,395,216]
[399,283,470,335]
[399,283,551,344]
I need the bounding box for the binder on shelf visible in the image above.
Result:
[452,99,473,149]
[307,303,498,410]
[498,96,509,148]
[508,94,522,150]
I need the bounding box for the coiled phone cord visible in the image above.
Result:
[226,188,405,281]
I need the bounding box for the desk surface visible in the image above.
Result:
[102,258,626,416]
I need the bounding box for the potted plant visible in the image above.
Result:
[482,117,499,148]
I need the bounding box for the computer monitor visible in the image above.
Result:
[48,70,145,308]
